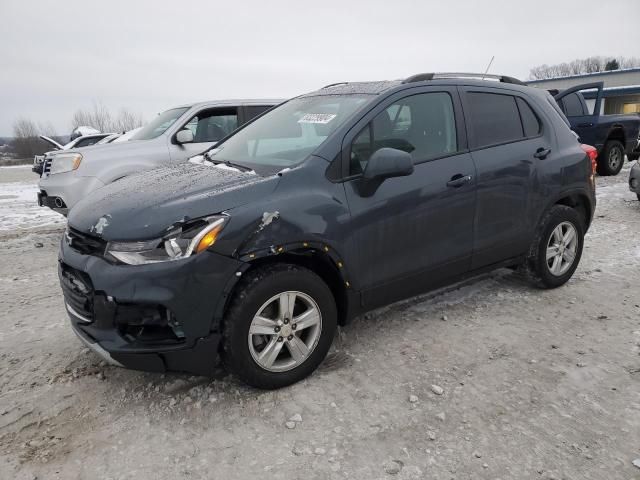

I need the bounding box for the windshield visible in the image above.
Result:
[207,96,369,169]
[130,107,189,141]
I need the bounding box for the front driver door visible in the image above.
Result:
[168,107,239,162]
[341,88,477,309]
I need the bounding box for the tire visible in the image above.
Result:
[597,140,625,176]
[222,264,337,389]
[521,205,584,289]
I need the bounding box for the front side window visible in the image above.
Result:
[183,109,238,143]
[350,92,458,175]
[207,95,369,169]
[131,107,189,141]
[467,92,524,148]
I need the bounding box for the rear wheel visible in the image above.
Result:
[521,205,584,289]
[597,140,625,176]
[222,264,337,389]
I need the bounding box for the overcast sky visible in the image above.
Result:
[1,0,639,136]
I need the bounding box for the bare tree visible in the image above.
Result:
[71,101,113,132]
[529,56,640,80]
[11,118,50,158]
[111,108,144,132]
[70,102,144,133]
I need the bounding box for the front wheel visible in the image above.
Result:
[521,205,584,289]
[597,140,625,176]
[222,264,337,389]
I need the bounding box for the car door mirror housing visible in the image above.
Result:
[362,148,414,181]
[176,129,194,144]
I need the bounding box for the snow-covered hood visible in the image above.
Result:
[68,163,280,241]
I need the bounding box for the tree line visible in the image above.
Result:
[7,102,144,158]
[529,56,640,80]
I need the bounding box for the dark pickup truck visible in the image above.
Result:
[552,82,640,176]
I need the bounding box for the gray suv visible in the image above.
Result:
[58,73,596,389]
[38,99,281,214]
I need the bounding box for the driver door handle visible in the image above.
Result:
[447,174,473,188]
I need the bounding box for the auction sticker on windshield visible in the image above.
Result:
[298,113,337,124]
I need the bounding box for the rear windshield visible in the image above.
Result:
[207,95,370,169]
[131,107,188,141]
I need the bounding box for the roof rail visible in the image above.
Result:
[403,72,525,86]
[322,82,350,89]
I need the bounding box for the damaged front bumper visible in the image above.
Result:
[59,236,246,375]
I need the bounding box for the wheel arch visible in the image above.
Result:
[606,125,626,145]
[543,190,593,231]
[218,244,352,329]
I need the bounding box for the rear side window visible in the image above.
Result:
[516,98,541,137]
[245,105,273,122]
[467,92,523,148]
[349,92,457,175]
[561,93,585,117]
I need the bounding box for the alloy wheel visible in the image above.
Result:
[545,221,578,276]
[247,291,322,372]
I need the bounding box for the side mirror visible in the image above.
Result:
[175,129,194,144]
[362,148,414,181]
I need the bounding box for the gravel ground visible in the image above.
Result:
[1,165,639,480]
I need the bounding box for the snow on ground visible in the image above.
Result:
[0,166,65,234]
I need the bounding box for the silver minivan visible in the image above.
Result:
[37,99,281,214]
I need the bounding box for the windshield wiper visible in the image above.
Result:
[211,160,254,173]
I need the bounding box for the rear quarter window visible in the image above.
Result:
[467,92,524,148]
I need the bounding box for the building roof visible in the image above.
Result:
[528,67,640,84]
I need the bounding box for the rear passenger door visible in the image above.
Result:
[460,87,550,269]
[342,87,477,308]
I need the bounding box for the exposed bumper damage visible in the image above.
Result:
[59,236,245,375]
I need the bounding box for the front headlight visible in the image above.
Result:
[50,153,82,175]
[105,216,228,265]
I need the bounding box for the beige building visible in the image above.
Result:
[527,68,640,115]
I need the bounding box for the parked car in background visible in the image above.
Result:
[37,100,281,215]
[59,73,595,389]
[552,81,640,176]
[32,133,113,175]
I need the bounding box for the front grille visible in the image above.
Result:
[43,157,52,175]
[66,227,107,256]
[60,264,94,321]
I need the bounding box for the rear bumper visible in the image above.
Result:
[59,237,246,376]
[630,161,640,193]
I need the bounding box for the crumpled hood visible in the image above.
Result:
[68,163,279,241]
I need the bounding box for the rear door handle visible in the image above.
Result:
[447,174,473,188]
[534,147,551,159]
[577,122,594,127]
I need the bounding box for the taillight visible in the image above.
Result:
[581,144,598,175]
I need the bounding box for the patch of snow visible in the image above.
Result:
[0,181,65,233]
[0,165,31,170]
[72,126,100,137]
